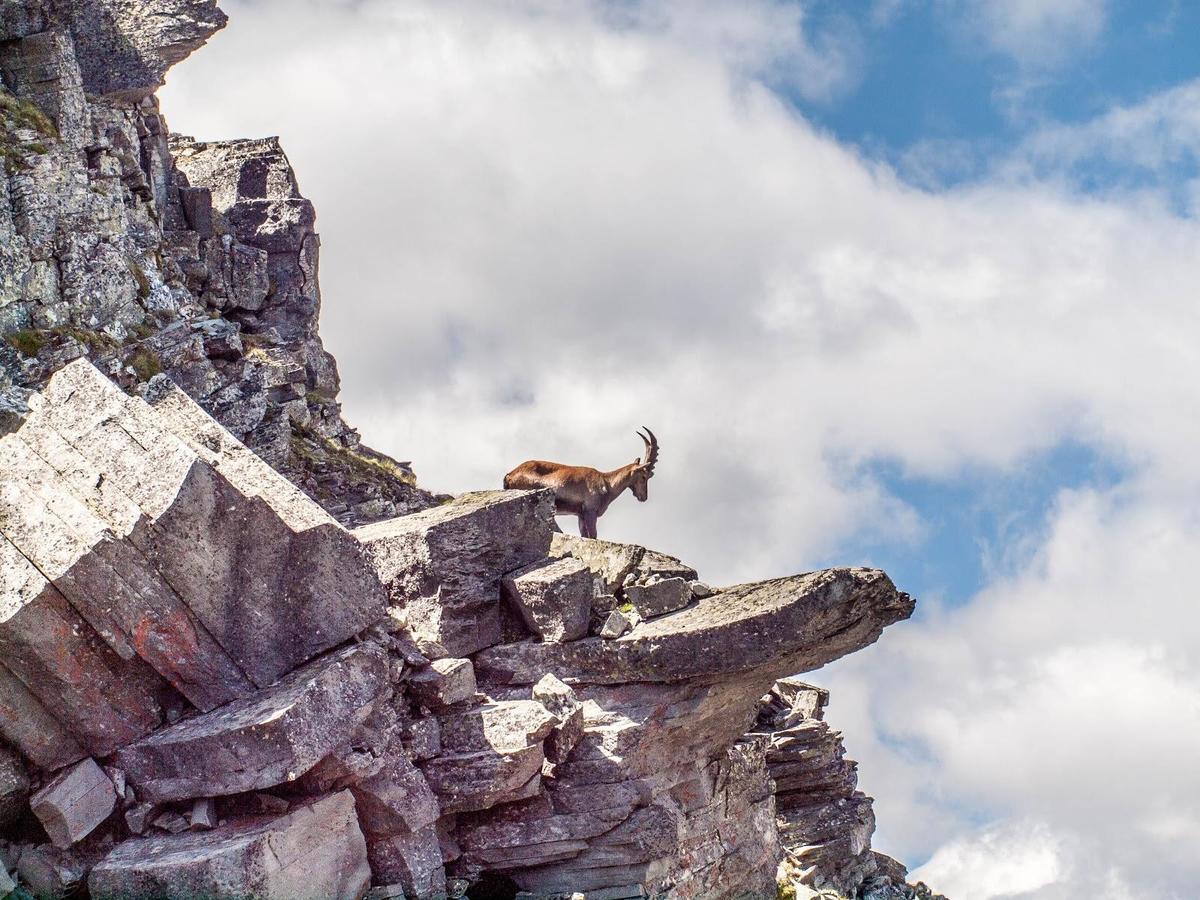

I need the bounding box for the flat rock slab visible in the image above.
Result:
[438,701,557,755]
[115,644,390,802]
[355,489,554,657]
[89,791,370,900]
[408,657,476,708]
[420,743,544,814]
[549,534,643,593]
[30,758,117,847]
[11,361,389,693]
[475,568,914,686]
[503,557,593,643]
[623,578,690,619]
[0,432,254,712]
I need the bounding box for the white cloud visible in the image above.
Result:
[944,0,1111,71]
[161,2,1200,895]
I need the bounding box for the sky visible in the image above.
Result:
[160,2,1200,897]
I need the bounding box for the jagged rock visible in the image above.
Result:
[622,578,690,619]
[351,742,440,838]
[689,581,714,599]
[89,791,370,900]
[368,825,447,899]
[630,548,697,584]
[549,534,643,592]
[0,426,254,714]
[355,490,554,657]
[30,758,117,848]
[409,658,477,709]
[115,643,390,802]
[0,747,30,829]
[599,609,632,639]
[0,860,13,897]
[403,717,442,761]
[477,568,913,686]
[14,844,86,899]
[438,702,557,757]
[532,674,584,765]
[0,526,165,757]
[124,802,157,835]
[503,557,594,643]
[64,0,228,100]
[422,743,544,816]
[752,679,880,897]
[153,810,189,835]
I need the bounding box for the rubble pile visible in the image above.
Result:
[0,360,915,898]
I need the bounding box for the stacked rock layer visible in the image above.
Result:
[0,360,916,898]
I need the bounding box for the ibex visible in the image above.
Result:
[503,428,659,539]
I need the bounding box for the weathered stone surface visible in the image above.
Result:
[622,578,690,619]
[0,428,254,712]
[14,844,86,899]
[355,490,554,657]
[409,658,477,709]
[0,746,30,829]
[0,859,12,896]
[503,557,593,643]
[351,742,440,838]
[368,824,447,899]
[599,609,632,639]
[30,757,117,848]
[0,530,165,756]
[477,568,913,686]
[752,679,883,898]
[188,797,216,830]
[549,534,643,593]
[89,791,370,900]
[631,548,697,584]
[115,643,390,802]
[532,674,584,765]
[421,743,545,815]
[65,0,228,100]
[438,702,556,757]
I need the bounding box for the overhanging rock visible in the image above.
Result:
[475,567,914,686]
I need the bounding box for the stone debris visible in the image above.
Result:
[188,798,216,831]
[599,609,632,640]
[124,802,158,836]
[622,577,690,619]
[532,674,585,765]
[14,844,86,899]
[409,658,477,709]
[152,810,190,835]
[0,860,13,896]
[29,758,117,848]
[89,791,370,900]
[355,489,554,656]
[115,643,390,802]
[503,557,594,643]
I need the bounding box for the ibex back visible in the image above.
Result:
[503,428,659,539]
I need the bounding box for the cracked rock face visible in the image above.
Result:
[0,3,934,898]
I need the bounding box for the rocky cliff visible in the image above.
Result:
[0,0,438,526]
[0,3,944,899]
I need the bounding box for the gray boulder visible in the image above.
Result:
[29,757,117,848]
[503,557,594,643]
[115,643,390,802]
[355,490,554,657]
[89,791,370,900]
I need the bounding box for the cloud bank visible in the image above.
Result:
[161,2,1200,896]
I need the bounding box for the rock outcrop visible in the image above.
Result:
[0,2,940,898]
[0,359,918,898]
[1,0,437,527]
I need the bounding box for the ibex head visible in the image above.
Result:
[629,427,659,502]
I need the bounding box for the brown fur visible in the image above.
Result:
[503,429,658,539]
